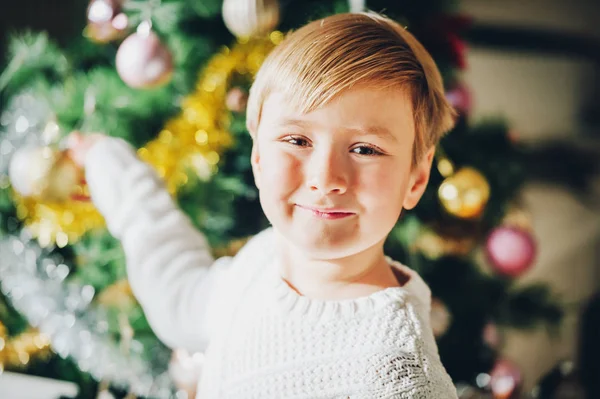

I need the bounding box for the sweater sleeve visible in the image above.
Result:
[84,137,230,352]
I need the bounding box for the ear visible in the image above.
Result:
[402,146,435,210]
[247,118,257,138]
[251,140,261,189]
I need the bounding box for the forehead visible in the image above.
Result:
[260,87,415,140]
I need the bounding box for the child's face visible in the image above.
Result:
[251,86,433,260]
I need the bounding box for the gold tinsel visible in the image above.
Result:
[412,228,476,259]
[13,33,282,247]
[0,322,52,372]
[96,279,136,309]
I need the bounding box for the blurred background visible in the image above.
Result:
[0,0,599,398]
[459,0,600,396]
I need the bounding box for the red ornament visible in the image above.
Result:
[490,358,522,399]
[485,226,536,277]
[417,15,472,70]
[446,33,468,69]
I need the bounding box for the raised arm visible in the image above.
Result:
[82,136,229,352]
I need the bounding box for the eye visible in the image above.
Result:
[283,136,311,147]
[351,145,384,156]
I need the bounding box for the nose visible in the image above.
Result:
[307,147,349,195]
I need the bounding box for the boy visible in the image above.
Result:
[69,11,458,399]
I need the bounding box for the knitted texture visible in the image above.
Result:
[85,138,458,399]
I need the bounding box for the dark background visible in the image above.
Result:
[0,0,86,58]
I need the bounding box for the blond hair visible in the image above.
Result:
[246,12,457,165]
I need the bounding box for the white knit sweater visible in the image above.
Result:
[85,138,458,399]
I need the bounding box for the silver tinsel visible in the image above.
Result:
[0,92,177,397]
[0,91,56,188]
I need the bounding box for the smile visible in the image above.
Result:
[295,205,356,220]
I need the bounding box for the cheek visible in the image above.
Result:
[356,162,408,213]
[259,147,303,198]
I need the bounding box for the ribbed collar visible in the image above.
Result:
[246,228,432,321]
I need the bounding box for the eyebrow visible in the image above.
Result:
[277,119,397,142]
[352,125,397,142]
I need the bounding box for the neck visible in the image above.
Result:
[274,231,401,300]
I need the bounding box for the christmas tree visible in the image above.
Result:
[0,0,564,397]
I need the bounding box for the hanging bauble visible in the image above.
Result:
[438,167,491,219]
[222,0,280,38]
[485,226,536,278]
[8,146,86,203]
[225,87,249,113]
[430,298,452,338]
[489,358,522,399]
[116,22,173,89]
[85,0,129,43]
[169,349,205,398]
[446,83,472,115]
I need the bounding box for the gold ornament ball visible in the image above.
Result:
[438,167,490,219]
[222,0,280,38]
[9,146,83,203]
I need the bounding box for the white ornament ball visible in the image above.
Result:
[116,29,173,89]
[9,146,82,202]
[222,0,280,38]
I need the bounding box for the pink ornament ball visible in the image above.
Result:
[116,30,173,89]
[485,226,536,278]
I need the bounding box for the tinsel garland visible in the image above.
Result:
[3,33,281,247]
[0,233,174,396]
[140,33,282,194]
[0,321,52,371]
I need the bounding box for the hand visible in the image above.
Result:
[66,131,107,167]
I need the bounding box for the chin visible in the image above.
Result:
[287,228,366,260]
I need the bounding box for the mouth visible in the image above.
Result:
[295,204,356,220]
